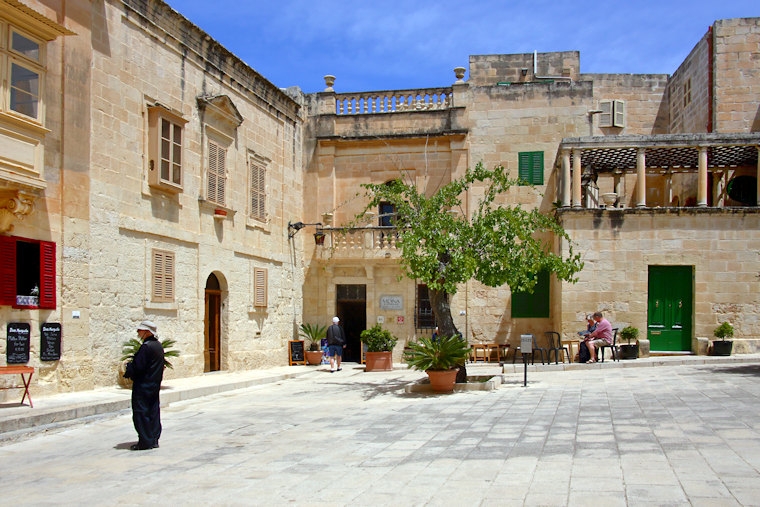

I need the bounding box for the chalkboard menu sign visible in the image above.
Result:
[40,323,62,361]
[7,322,31,364]
[289,340,305,365]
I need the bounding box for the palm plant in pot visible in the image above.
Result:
[403,334,472,393]
[119,337,179,388]
[618,325,639,360]
[299,323,327,365]
[712,321,734,356]
[360,324,398,371]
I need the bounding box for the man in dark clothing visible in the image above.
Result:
[124,320,164,450]
[326,316,345,372]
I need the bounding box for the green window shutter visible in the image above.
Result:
[518,151,544,185]
[511,270,550,318]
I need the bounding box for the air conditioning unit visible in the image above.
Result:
[598,99,625,128]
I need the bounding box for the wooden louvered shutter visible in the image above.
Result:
[518,151,544,185]
[207,140,226,206]
[38,241,56,309]
[0,235,16,306]
[250,162,266,220]
[253,268,267,308]
[613,99,626,128]
[152,249,175,303]
[599,100,613,128]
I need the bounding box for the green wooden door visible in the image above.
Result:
[647,266,693,351]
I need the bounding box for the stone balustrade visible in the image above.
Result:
[334,88,453,115]
[317,227,404,257]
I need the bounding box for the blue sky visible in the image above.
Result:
[167,1,758,93]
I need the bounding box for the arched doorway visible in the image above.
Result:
[204,273,222,372]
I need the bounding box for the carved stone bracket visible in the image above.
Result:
[0,190,35,233]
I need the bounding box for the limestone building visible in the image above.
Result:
[301,18,760,361]
[0,0,304,398]
[0,0,758,400]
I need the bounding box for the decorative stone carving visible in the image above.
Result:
[454,67,466,83]
[324,75,336,92]
[0,190,35,233]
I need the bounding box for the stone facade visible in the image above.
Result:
[0,0,304,400]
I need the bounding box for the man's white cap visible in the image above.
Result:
[332,317,340,323]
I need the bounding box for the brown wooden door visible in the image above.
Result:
[204,289,221,372]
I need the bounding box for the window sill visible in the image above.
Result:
[144,301,178,311]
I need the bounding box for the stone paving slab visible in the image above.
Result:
[0,357,759,505]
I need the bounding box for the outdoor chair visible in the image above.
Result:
[598,328,619,362]
[545,331,570,364]
[511,334,547,365]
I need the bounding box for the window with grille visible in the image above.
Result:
[253,267,267,307]
[151,249,175,303]
[207,139,227,206]
[518,151,544,185]
[415,284,436,329]
[148,106,186,192]
[249,157,266,221]
[683,79,691,108]
[511,270,550,318]
[0,235,56,309]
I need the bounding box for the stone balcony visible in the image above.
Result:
[315,227,403,261]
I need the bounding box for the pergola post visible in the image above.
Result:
[756,146,760,206]
[697,147,708,207]
[561,150,571,207]
[572,149,582,208]
[636,148,646,207]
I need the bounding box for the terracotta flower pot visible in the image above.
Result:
[426,368,459,393]
[364,351,393,372]
[305,350,324,365]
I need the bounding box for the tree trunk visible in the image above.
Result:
[429,287,468,383]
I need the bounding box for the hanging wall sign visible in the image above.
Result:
[7,322,31,364]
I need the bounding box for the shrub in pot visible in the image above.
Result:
[299,323,327,365]
[712,321,734,356]
[618,326,639,360]
[360,324,398,371]
[403,335,472,393]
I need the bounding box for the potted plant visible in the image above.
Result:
[403,335,472,393]
[618,326,639,360]
[360,324,398,371]
[118,337,180,388]
[299,323,327,365]
[712,321,734,356]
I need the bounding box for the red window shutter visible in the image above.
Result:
[0,235,16,306]
[38,240,56,309]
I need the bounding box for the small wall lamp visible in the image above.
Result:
[288,221,322,239]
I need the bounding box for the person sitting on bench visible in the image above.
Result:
[584,312,612,363]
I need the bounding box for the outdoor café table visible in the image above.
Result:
[561,339,577,363]
[0,365,34,407]
[471,343,499,362]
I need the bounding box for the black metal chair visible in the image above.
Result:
[598,328,619,362]
[545,331,570,364]
[511,334,547,365]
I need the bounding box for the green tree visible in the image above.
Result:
[359,162,583,380]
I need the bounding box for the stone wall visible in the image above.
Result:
[558,208,760,350]
[668,29,710,134]
[712,18,760,133]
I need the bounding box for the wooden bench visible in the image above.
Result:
[0,365,34,407]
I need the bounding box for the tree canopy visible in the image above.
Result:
[360,162,583,298]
